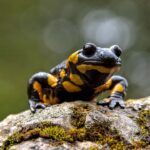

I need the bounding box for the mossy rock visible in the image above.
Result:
[0,98,150,150]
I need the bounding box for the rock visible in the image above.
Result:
[9,139,103,150]
[0,97,150,150]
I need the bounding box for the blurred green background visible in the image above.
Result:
[0,0,150,120]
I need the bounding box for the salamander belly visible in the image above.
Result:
[55,84,95,102]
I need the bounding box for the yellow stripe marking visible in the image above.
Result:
[33,81,42,100]
[43,93,60,105]
[62,81,81,92]
[60,69,66,79]
[110,83,124,94]
[66,51,79,67]
[105,78,113,89]
[47,74,58,87]
[77,64,115,74]
[50,97,60,105]
[43,94,50,105]
[95,78,112,93]
[70,73,84,85]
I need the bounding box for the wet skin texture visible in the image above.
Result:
[28,43,128,113]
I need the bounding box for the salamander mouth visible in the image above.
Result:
[81,59,121,68]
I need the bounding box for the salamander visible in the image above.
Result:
[28,43,128,112]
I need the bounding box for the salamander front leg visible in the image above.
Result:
[29,99,46,113]
[27,72,57,113]
[97,75,128,109]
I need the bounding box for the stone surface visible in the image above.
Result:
[0,97,150,150]
[9,139,103,150]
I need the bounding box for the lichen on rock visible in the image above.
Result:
[0,97,150,150]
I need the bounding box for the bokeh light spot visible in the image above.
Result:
[81,9,136,49]
[43,19,79,53]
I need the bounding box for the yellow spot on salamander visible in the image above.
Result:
[105,78,113,89]
[33,81,42,100]
[111,83,124,94]
[47,74,58,87]
[77,64,115,74]
[43,94,50,105]
[70,73,84,85]
[95,78,112,93]
[62,81,81,92]
[66,51,79,67]
[60,69,66,79]
[43,93,60,105]
[50,97,60,105]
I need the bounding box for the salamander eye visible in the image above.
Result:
[83,43,96,56]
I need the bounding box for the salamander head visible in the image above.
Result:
[78,43,122,68]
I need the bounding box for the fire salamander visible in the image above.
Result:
[28,43,128,113]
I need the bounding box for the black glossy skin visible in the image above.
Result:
[28,43,128,112]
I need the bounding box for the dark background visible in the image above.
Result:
[0,0,150,120]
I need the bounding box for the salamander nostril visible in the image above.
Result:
[111,45,122,57]
[117,58,121,65]
[100,51,104,58]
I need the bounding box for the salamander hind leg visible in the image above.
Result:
[97,75,128,109]
[27,72,58,113]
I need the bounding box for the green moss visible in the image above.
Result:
[89,146,99,150]
[1,121,52,150]
[1,125,87,150]
[70,104,91,128]
[2,114,129,150]
[135,109,150,148]
[68,128,86,141]
[137,110,150,135]
[133,140,149,148]
[2,109,150,150]
[2,120,127,150]
[1,128,42,150]
[85,122,127,150]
